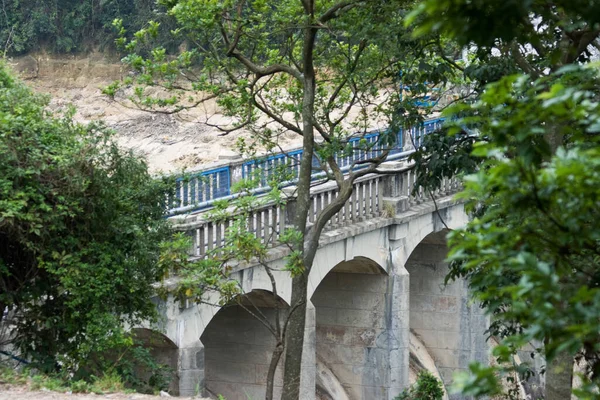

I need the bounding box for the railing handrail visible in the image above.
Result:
[177,163,462,258]
[171,165,409,229]
[167,118,445,215]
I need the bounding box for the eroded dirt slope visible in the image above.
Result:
[8,53,302,174]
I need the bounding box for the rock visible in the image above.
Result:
[159,391,171,397]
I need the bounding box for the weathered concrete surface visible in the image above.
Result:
[313,267,390,399]
[201,305,285,400]
[143,197,489,399]
[406,231,489,398]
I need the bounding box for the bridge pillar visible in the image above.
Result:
[178,341,205,397]
[380,162,410,214]
[300,300,316,400]
[387,266,411,399]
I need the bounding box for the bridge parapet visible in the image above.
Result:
[167,119,445,215]
[171,162,461,259]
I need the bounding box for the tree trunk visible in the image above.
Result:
[266,341,284,400]
[545,351,574,400]
[281,11,318,399]
[281,273,308,400]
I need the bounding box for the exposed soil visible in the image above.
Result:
[7,53,401,175]
[0,385,207,400]
[6,53,304,174]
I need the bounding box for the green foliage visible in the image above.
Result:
[409,0,600,52]
[0,63,174,378]
[408,1,600,396]
[106,0,462,157]
[0,365,129,394]
[0,0,179,55]
[443,65,600,396]
[395,370,445,400]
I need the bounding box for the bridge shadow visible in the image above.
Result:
[312,257,389,399]
[130,328,179,395]
[406,230,488,392]
[200,289,288,400]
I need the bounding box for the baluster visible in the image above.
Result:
[367,179,374,216]
[190,176,197,206]
[308,196,316,224]
[360,181,367,220]
[248,212,255,236]
[215,223,222,255]
[271,206,279,246]
[315,192,323,222]
[223,220,230,252]
[408,170,416,206]
[206,223,214,252]
[189,228,198,257]
[362,181,369,218]
[263,208,271,246]
[256,210,263,244]
[199,226,206,258]
[351,183,359,222]
[377,177,384,215]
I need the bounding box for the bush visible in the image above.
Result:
[0,62,174,378]
[395,370,445,400]
[0,0,180,55]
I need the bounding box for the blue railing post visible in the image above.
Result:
[168,118,445,215]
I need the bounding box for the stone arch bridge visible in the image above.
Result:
[141,161,489,400]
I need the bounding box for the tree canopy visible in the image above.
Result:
[0,63,173,376]
[0,0,178,55]
[105,1,461,398]
[409,1,600,398]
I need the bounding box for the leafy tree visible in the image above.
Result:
[408,1,600,398]
[445,65,600,399]
[0,0,178,55]
[0,62,173,377]
[105,0,462,398]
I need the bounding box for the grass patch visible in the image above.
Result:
[1,365,130,395]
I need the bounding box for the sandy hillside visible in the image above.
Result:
[8,54,307,174]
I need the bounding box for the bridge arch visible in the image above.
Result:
[129,328,179,395]
[312,256,392,399]
[200,289,289,400]
[393,202,470,273]
[405,229,488,390]
[308,228,389,300]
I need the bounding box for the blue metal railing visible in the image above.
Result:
[168,118,444,215]
[169,166,230,211]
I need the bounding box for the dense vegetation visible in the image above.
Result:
[0,62,174,385]
[3,0,600,398]
[107,0,464,398]
[0,0,177,55]
[410,1,600,398]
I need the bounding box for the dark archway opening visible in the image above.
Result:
[312,257,389,399]
[130,328,179,395]
[201,289,289,400]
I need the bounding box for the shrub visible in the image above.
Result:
[395,370,445,400]
[0,62,174,379]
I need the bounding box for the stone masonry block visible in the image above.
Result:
[179,346,203,370]
[316,325,354,346]
[204,361,256,384]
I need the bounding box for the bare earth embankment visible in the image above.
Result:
[7,53,305,174]
[0,385,207,400]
